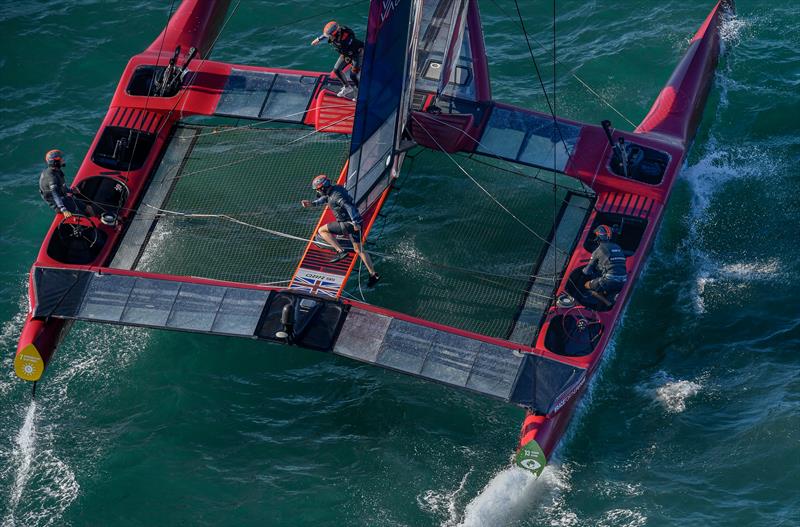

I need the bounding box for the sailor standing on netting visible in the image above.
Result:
[301,174,380,287]
[583,225,628,301]
[311,21,364,100]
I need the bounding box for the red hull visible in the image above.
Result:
[15,0,733,482]
[515,0,733,467]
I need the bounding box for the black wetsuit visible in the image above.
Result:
[583,241,628,296]
[312,184,363,242]
[329,27,364,86]
[39,167,71,212]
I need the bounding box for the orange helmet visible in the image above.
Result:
[45,149,65,167]
[312,174,332,191]
[594,225,612,241]
[323,21,339,38]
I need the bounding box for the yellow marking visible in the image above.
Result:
[14,344,43,382]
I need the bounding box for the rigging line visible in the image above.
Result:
[409,110,593,195]
[410,113,568,256]
[125,0,177,175]
[145,205,558,283]
[553,0,558,302]
[187,102,356,139]
[486,0,637,128]
[366,158,559,281]
[464,154,593,200]
[143,205,320,245]
[512,0,572,162]
[165,113,354,182]
[150,1,243,139]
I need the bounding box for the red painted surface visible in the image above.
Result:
[17,0,732,476]
[312,90,356,134]
[409,111,476,152]
[516,0,732,461]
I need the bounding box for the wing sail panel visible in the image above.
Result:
[347,0,422,208]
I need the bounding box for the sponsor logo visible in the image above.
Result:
[514,440,546,477]
[548,375,586,415]
[380,0,402,25]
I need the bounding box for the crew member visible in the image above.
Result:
[583,225,627,301]
[311,21,364,100]
[301,174,380,287]
[38,150,92,218]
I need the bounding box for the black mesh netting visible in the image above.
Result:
[130,125,350,284]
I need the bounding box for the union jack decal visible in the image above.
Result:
[290,269,343,298]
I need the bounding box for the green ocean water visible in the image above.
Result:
[1,1,799,526]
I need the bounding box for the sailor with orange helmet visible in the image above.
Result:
[583,224,628,300]
[38,150,92,218]
[301,174,380,287]
[311,21,364,100]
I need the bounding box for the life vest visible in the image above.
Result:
[593,242,628,282]
[330,26,363,59]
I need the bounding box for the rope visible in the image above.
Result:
[512,0,572,163]
[409,110,593,196]
[125,0,177,175]
[165,113,354,182]
[486,0,637,128]
[410,113,568,256]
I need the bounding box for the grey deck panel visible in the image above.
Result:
[335,307,522,402]
[41,269,269,338]
[509,193,593,346]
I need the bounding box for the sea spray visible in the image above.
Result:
[3,401,36,526]
[458,465,569,527]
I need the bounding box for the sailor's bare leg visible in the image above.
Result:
[351,241,375,275]
[318,224,343,253]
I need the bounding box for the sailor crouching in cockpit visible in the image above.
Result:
[39,149,94,218]
[583,225,628,303]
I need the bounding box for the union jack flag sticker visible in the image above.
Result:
[290,269,343,298]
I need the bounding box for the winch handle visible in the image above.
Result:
[601,120,616,147]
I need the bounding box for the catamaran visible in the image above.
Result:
[15,0,734,477]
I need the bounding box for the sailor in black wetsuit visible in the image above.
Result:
[311,21,364,100]
[38,150,91,218]
[301,174,380,287]
[583,225,628,301]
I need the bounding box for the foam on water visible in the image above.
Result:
[2,402,36,526]
[418,469,472,526]
[0,284,153,525]
[638,371,706,414]
[458,464,569,527]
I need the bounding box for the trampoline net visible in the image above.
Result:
[113,124,350,285]
[355,152,591,339]
[113,122,591,340]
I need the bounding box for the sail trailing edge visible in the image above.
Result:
[347,0,423,210]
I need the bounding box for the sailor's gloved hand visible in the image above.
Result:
[311,37,323,46]
[62,210,73,218]
[300,200,312,208]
